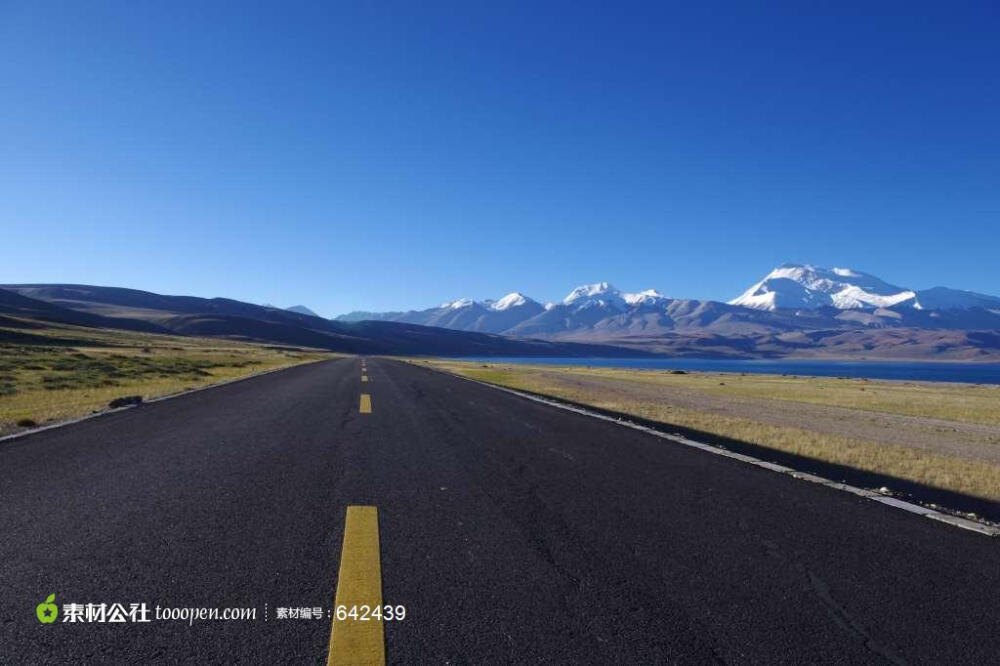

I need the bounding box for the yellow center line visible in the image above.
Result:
[359,394,372,413]
[362,375,369,383]
[327,506,385,666]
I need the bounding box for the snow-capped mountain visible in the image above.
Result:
[498,283,675,336]
[624,289,669,306]
[730,264,916,311]
[562,282,627,308]
[489,292,532,311]
[477,292,544,331]
[337,291,544,333]
[333,269,1000,344]
[440,298,474,309]
[560,283,669,309]
[730,264,1000,314]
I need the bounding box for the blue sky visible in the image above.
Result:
[2,1,997,316]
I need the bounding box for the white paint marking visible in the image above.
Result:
[873,496,937,515]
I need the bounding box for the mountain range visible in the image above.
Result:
[3,264,999,361]
[333,264,1000,360]
[336,264,1000,333]
[0,284,648,358]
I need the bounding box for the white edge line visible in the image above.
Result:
[0,358,335,444]
[429,366,1000,538]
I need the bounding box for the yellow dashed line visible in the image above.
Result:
[327,506,385,665]
[362,376,369,383]
[360,394,372,413]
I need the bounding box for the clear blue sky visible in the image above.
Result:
[2,1,997,316]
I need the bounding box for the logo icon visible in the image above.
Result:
[36,594,58,624]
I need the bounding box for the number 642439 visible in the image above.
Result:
[335,605,406,621]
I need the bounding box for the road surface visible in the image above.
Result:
[1,357,998,664]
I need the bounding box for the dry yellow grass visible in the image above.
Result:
[457,364,1000,425]
[0,321,338,435]
[623,369,1000,426]
[414,360,1000,503]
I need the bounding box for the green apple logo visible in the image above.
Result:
[36,594,58,624]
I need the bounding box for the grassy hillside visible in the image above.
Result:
[0,318,336,436]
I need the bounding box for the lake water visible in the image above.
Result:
[454,357,1000,385]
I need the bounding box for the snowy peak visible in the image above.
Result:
[730,264,1000,312]
[490,292,536,311]
[731,264,915,311]
[440,298,474,309]
[562,282,625,307]
[438,293,540,312]
[624,289,668,306]
[563,281,615,303]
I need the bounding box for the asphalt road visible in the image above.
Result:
[2,357,998,664]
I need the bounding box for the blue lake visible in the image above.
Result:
[454,357,1000,385]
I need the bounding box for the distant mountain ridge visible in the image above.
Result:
[339,291,546,334]
[332,265,1000,342]
[286,305,321,317]
[5,265,1000,361]
[0,285,650,357]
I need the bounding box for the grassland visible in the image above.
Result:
[413,360,1000,504]
[465,364,1000,425]
[0,320,338,436]
[619,369,1000,426]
